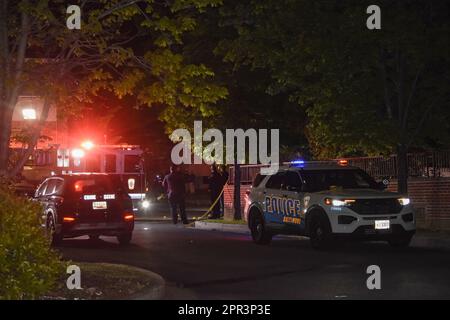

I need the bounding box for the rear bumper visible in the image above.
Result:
[58,221,134,237]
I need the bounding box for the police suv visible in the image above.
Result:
[34,173,134,245]
[245,161,415,249]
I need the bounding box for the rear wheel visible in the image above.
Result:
[117,233,132,245]
[47,214,62,246]
[250,211,272,245]
[309,216,333,250]
[388,235,413,247]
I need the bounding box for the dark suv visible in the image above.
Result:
[34,173,134,245]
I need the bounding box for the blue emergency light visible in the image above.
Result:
[290,160,305,167]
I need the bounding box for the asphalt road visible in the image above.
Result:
[56,221,450,300]
[136,201,208,221]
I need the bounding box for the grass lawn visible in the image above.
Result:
[43,263,160,300]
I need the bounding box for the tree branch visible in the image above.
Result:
[8,95,52,178]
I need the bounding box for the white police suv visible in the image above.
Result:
[245,161,416,249]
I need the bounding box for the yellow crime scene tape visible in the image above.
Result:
[157,186,226,226]
[193,186,225,223]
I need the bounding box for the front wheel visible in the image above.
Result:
[117,233,132,245]
[309,216,333,250]
[250,212,272,245]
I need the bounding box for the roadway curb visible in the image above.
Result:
[194,221,250,234]
[128,267,166,300]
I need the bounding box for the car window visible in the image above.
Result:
[124,155,141,173]
[252,174,267,187]
[70,176,124,194]
[35,181,48,197]
[284,171,302,191]
[265,172,285,190]
[44,179,57,195]
[54,179,64,195]
[105,154,117,173]
[301,169,378,192]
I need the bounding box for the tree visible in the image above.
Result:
[0,0,227,179]
[171,2,308,219]
[209,0,450,193]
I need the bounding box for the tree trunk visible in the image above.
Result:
[0,3,30,177]
[0,0,9,175]
[397,144,408,194]
[233,161,241,220]
[0,107,14,175]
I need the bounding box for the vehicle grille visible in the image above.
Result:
[348,198,402,215]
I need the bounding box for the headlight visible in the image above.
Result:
[142,200,151,209]
[398,198,410,206]
[324,198,355,206]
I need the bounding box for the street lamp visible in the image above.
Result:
[22,108,37,120]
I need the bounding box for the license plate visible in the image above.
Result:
[375,220,390,230]
[92,201,107,210]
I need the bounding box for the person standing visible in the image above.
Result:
[207,165,223,219]
[163,165,194,225]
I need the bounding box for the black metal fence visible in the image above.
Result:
[229,151,450,185]
[344,152,450,179]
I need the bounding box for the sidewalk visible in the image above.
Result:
[194,221,249,234]
[412,229,450,250]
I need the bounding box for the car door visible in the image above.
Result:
[263,171,286,228]
[34,180,49,223]
[45,178,65,223]
[42,178,58,214]
[282,171,307,234]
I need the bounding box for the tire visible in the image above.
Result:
[47,214,63,246]
[249,211,272,245]
[309,215,333,250]
[388,235,413,247]
[117,233,132,245]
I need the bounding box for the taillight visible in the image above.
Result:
[63,217,76,222]
[124,213,134,221]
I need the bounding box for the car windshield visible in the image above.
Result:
[301,169,378,192]
[70,176,124,194]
